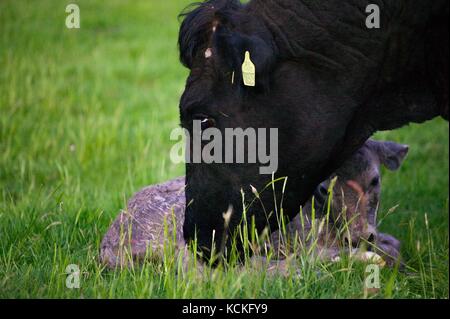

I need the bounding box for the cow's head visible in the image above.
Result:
[177,0,389,259]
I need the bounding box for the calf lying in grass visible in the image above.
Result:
[270,139,408,269]
[100,139,408,271]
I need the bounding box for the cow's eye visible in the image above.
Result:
[194,114,216,131]
[370,176,380,187]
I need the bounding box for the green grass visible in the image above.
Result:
[0,0,448,298]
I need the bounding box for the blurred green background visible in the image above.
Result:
[0,0,448,298]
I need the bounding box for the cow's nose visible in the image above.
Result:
[318,183,328,196]
[313,183,328,208]
[314,183,328,202]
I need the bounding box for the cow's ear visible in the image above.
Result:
[213,26,276,90]
[369,140,409,171]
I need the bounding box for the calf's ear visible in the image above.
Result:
[370,140,409,171]
[213,26,276,90]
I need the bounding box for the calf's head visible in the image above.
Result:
[316,140,409,248]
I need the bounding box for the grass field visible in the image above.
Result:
[0,0,448,298]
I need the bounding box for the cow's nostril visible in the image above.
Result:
[319,184,328,196]
[367,233,375,243]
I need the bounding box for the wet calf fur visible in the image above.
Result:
[100,139,408,269]
[270,139,408,267]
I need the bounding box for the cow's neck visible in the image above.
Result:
[245,0,446,186]
[249,0,401,79]
[247,0,445,124]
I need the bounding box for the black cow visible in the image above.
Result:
[178,0,448,259]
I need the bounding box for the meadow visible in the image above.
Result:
[0,0,448,298]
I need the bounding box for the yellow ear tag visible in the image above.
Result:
[241,51,255,87]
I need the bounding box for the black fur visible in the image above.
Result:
[177,0,449,260]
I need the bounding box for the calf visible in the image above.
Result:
[270,139,408,267]
[100,139,408,270]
